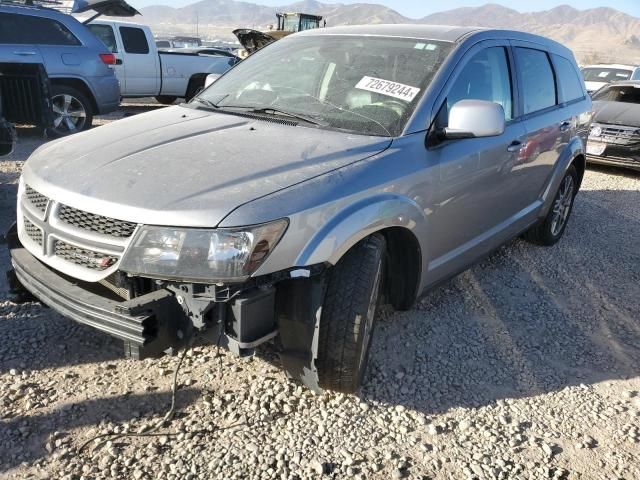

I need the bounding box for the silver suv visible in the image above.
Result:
[8,25,591,393]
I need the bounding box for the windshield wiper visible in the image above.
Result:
[193,99,325,126]
[192,97,220,109]
[232,106,326,126]
[252,107,324,126]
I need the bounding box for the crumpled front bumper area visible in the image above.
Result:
[7,224,187,359]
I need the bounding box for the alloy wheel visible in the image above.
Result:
[550,175,575,236]
[358,257,383,379]
[51,94,86,134]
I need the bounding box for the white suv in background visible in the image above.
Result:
[581,64,640,94]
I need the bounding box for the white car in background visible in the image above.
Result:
[581,64,640,95]
[87,20,238,104]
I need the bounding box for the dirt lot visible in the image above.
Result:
[1,106,639,480]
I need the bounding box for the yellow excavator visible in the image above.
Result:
[234,12,325,58]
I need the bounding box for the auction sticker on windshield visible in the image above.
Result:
[355,76,421,102]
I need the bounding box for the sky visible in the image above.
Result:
[128,0,640,18]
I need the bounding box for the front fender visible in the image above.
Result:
[539,135,585,218]
[296,193,428,267]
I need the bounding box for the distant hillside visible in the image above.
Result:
[132,1,640,63]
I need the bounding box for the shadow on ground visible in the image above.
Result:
[360,188,640,413]
[0,389,201,471]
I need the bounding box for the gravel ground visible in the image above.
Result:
[1,109,639,480]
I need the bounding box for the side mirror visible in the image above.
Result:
[444,99,506,139]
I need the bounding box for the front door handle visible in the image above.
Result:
[507,140,523,153]
[13,51,37,56]
[560,121,571,132]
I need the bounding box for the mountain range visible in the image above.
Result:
[134,1,640,63]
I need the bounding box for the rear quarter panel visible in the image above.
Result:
[158,53,236,96]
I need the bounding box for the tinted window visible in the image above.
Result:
[515,48,557,114]
[553,55,584,102]
[592,85,640,104]
[0,13,80,45]
[88,24,118,53]
[582,68,632,83]
[119,27,149,54]
[447,47,513,121]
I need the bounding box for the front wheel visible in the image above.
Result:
[47,85,93,138]
[317,234,386,393]
[524,165,578,246]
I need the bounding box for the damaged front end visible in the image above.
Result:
[7,222,328,392]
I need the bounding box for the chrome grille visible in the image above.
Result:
[54,241,118,271]
[58,205,137,238]
[25,185,49,213]
[600,126,640,146]
[23,218,43,246]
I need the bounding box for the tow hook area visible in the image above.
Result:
[170,283,279,358]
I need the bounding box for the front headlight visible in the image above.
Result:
[119,219,288,283]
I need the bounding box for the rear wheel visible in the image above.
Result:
[155,96,178,105]
[48,85,93,138]
[524,165,578,246]
[317,234,386,393]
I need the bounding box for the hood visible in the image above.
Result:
[585,80,608,94]
[72,0,140,17]
[233,29,277,54]
[592,100,640,128]
[22,106,391,227]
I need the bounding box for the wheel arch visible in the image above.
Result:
[296,194,427,309]
[539,137,585,218]
[186,73,208,100]
[49,77,98,114]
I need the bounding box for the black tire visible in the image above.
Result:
[47,85,93,138]
[317,234,386,393]
[155,96,178,105]
[523,165,578,246]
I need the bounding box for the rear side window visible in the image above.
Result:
[0,12,80,46]
[515,47,557,114]
[447,47,513,121]
[119,27,149,54]
[553,55,584,102]
[88,24,118,53]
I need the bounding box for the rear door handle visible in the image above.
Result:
[13,51,37,56]
[507,141,523,153]
[115,58,123,65]
[560,121,571,132]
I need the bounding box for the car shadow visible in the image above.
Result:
[360,188,640,413]
[0,389,201,472]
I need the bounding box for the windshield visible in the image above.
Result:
[195,35,453,137]
[592,85,640,104]
[582,68,633,83]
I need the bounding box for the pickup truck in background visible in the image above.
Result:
[87,20,239,104]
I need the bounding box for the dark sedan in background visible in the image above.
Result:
[587,81,640,172]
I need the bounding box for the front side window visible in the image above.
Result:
[446,46,513,121]
[582,68,632,83]
[0,13,80,46]
[119,27,149,54]
[88,24,118,53]
[515,47,557,115]
[197,35,453,137]
[592,85,640,104]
